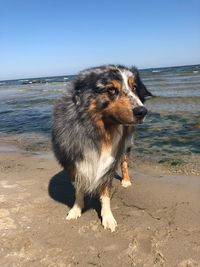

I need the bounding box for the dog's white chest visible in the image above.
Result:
[96,126,123,180]
[96,149,115,180]
[76,126,123,193]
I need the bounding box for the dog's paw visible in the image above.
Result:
[121,179,132,188]
[102,212,117,232]
[66,207,81,220]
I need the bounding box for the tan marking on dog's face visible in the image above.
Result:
[128,76,135,89]
[111,80,122,90]
[88,99,121,150]
[106,80,122,97]
[102,95,134,125]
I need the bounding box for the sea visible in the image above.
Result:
[0,64,200,173]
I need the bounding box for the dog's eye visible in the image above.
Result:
[107,88,118,96]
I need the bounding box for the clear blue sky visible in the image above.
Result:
[0,0,200,80]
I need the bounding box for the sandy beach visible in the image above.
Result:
[0,145,200,267]
[1,0,199,265]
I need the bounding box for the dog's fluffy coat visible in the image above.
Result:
[52,64,151,231]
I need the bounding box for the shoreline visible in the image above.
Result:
[0,135,199,176]
[0,148,200,266]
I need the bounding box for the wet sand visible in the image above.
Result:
[0,149,200,267]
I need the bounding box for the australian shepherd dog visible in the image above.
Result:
[52,65,152,232]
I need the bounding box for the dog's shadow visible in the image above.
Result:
[48,170,103,218]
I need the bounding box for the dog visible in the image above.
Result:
[52,64,152,232]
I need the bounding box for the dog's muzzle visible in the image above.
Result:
[133,106,147,120]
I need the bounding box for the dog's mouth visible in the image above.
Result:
[107,115,144,126]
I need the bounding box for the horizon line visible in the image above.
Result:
[0,63,199,82]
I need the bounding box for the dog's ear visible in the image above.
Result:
[131,67,153,103]
[74,71,100,92]
[137,81,153,103]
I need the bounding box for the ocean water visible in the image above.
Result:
[0,65,200,170]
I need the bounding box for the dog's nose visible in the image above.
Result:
[133,106,147,119]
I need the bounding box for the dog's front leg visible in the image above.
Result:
[121,151,132,188]
[66,190,84,220]
[100,186,117,232]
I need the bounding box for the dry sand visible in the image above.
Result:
[0,148,200,267]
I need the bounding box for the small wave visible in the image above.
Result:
[45,78,54,82]
[152,70,161,73]
[193,71,199,74]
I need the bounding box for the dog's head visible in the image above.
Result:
[74,65,152,125]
